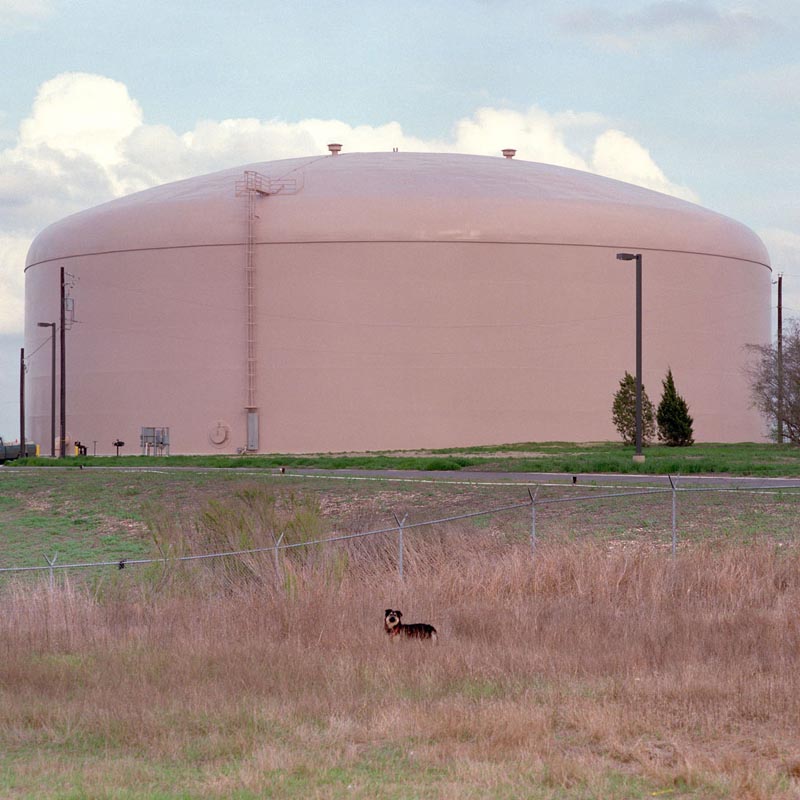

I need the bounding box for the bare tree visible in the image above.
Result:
[746,320,800,444]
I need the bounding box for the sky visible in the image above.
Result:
[1,0,799,439]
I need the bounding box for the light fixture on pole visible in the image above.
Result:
[37,322,56,457]
[616,252,645,463]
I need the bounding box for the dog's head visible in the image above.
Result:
[384,609,402,633]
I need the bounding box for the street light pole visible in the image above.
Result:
[59,267,66,459]
[37,322,56,457]
[777,273,783,444]
[19,347,25,457]
[616,252,645,462]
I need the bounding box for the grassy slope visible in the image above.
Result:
[4,469,800,570]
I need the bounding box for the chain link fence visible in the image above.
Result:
[4,476,800,587]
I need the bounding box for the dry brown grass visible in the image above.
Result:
[2,508,800,798]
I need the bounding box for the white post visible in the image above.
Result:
[393,513,407,579]
[273,531,285,581]
[44,553,58,590]
[528,487,539,560]
[668,476,677,557]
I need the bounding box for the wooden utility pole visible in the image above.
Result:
[777,274,784,444]
[60,266,66,458]
[19,348,25,456]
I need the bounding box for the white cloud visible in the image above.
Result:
[560,1,775,50]
[2,71,703,337]
[591,129,699,201]
[0,0,53,29]
[0,234,28,333]
[16,73,142,177]
[452,107,590,171]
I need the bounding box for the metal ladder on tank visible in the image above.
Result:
[234,170,302,452]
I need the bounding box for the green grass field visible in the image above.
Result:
[2,465,800,798]
[13,440,800,476]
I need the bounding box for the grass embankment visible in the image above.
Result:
[3,468,800,570]
[13,441,800,476]
[2,485,800,798]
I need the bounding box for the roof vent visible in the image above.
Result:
[502,148,517,159]
[328,143,343,156]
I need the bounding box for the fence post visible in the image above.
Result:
[273,532,285,582]
[393,513,407,579]
[44,553,58,590]
[668,475,677,557]
[528,487,539,560]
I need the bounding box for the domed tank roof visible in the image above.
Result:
[26,151,770,268]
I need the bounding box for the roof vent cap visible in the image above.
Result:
[328,143,343,156]
[502,148,517,159]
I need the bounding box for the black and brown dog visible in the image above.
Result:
[384,609,437,643]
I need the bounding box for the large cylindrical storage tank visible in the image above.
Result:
[24,152,771,455]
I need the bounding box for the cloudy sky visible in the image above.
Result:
[1,0,799,438]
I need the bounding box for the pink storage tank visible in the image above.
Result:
[24,151,771,455]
